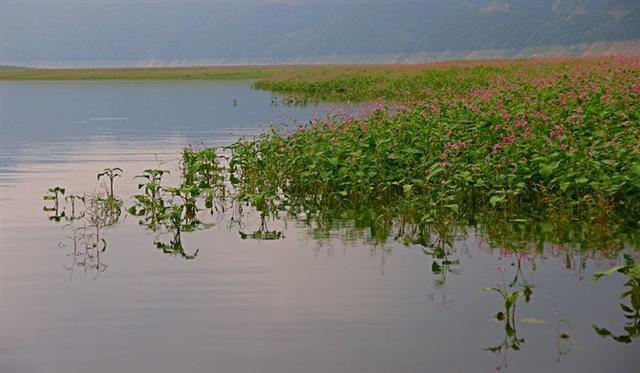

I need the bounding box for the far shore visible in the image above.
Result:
[0,57,622,81]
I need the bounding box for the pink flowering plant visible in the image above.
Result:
[231,58,640,231]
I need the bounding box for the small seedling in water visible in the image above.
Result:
[97,167,122,200]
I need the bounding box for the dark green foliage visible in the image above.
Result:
[234,59,640,231]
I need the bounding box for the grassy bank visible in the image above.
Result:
[0,59,579,84]
[0,65,287,80]
[0,63,454,81]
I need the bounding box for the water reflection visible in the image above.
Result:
[58,221,109,279]
[45,171,124,278]
[482,263,533,370]
[592,255,640,344]
[34,145,640,372]
[555,311,574,363]
[154,230,199,260]
[6,81,639,372]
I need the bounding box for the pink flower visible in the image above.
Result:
[549,124,565,140]
[427,102,441,114]
[513,119,528,128]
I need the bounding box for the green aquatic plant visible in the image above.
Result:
[136,169,169,198]
[228,58,640,235]
[97,167,122,200]
[129,169,170,230]
[152,201,200,259]
[85,192,120,237]
[165,186,202,228]
[593,254,640,343]
[180,147,228,213]
[41,58,640,268]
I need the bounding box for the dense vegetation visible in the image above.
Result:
[41,58,639,344]
[233,58,640,233]
[33,58,640,251]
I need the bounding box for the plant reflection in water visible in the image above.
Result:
[593,255,640,344]
[43,148,639,356]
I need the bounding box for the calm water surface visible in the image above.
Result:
[1,81,637,372]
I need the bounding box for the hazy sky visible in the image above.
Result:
[1,1,638,66]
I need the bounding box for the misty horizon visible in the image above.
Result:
[1,0,639,68]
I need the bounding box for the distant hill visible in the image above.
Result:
[1,0,639,67]
[0,65,28,71]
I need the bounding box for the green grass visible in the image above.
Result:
[0,60,563,84]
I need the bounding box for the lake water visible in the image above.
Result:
[1,81,637,372]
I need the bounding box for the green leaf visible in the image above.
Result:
[539,163,556,178]
[445,204,459,213]
[593,325,612,337]
[593,265,625,281]
[403,184,413,196]
[490,195,505,207]
[431,261,442,274]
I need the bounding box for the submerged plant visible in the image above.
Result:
[97,167,122,200]
[42,58,640,272]
[129,169,170,230]
[152,202,200,259]
[165,186,201,228]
